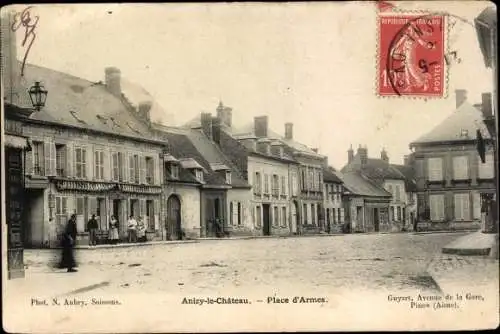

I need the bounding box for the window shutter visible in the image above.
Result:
[153,155,160,185]
[49,142,56,176]
[454,194,463,220]
[103,149,110,181]
[66,143,74,178]
[44,141,51,176]
[129,154,135,183]
[154,199,159,230]
[463,194,470,220]
[25,147,34,176]
[86,147,93,180]
[473,192,481,220]
[120,152,127,182]
[140,155,146,184]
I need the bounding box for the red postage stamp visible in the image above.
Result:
[378,13,446,97]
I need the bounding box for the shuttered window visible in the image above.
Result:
[264,174,270,194]
[429,194,445,221]
[272,174,279,196]
[44,142,56,177]
[32,141,44,176]
[56,144,66,177]
[273,206,279,227]
[454,193,470,221]
[75,147,87,179]
[452,156,469,180]
[254,172,261,194]
[395,185,401,201]
[427,157,443,181]
[281,207,287,227]
[473,192,481,220]
[478,153,494,179]
[94,150,104,180]
[281,176,287,196]
[256,206,262,227]
[112,152,119,181]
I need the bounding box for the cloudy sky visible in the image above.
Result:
[6,2,494,168]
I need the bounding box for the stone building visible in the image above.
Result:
[392,155,418,230]
[20,64,167,247]
[342,145,412,231]
[409,89,495,231]
[322,167,345,233]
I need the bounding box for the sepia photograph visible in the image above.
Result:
[1,1,498,332]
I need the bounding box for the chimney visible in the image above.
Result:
[1,10,21,105]
[403,155,409,166]
[347,145,354,164]
[254,116,268,138]
[216,101,233,128]
[285,122,293,140]
[381,148,389,163]
[200,113,213,140]
[138,101,152,123]
[358,145,368,165]
[481,92,493,118]
[105,67,122,96]
[211,116,221,144]
[455,89,467,108]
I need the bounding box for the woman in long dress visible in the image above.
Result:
[136,218,147,242]
[59,214,78,272]
[108,215,120,244]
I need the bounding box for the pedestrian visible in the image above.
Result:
[87,214,99,246]
[59,214,78,272]
[136,217,147,242]
[413,215,418,232]
[108,215,120,244]
[127,215,137,243]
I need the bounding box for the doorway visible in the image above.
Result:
[290,201,298,234]
[146,200,154,231]
[263,204,271,236]
[374,208,380,232]
[167,195,182,240]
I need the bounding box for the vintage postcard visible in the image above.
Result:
[1,1,498,332]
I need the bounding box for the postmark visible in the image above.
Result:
[378,13,446,97]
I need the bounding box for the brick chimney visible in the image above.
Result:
[216,101,232,128]
[137,101,152,123]
[381,148,389,163]
[455,89,467,108]
[285,122,293,140]
[105,67,122,96]
[481,92,493,118]
[211,116,221,144]
[348,145,354,164]
[358,145,368,165]
[1,10,21,105]
[254,116,268,138]
[200,113,213,140]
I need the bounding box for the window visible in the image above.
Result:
[237,202,242,226]
[195,169,204,182]
[429,194,445,221]
[339,208,344,223]
[76,197,85,215]
[272,174,279,197]
[94,150,104,180]
[478,153,494,179]
[32,141,44,176]
[454,193,470,221]
[256,206,262,227]
[395,185,401,201]
[146,157,154,184]
[55,144,66,177]
[273,206,279,227]
[473,192,481,220]
[281,207,287,227]
[230,202,235,226]
[308,169,313,190]
[303,203,307,224]
[301,169,306,191]
[452,156,469,180]
[390,206,395,221]
[225,171,232,184]
[264,174,270,194]
[427,157,443,181]
[291,171,298,195]
[281,176,287,197]
[55,196,68,215]
[397,206,402,221]
[75,147,87,179]
[387,185,393,195]
[311,204,316,225]
[254,172,262,194]
[230,202,241,226]
[167,163,179,179]
[129,154,140,183]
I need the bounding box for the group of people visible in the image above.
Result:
[86,214,148,246]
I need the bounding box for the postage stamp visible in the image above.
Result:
[378,13,446,97]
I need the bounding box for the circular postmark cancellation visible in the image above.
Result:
[379,14,446,97]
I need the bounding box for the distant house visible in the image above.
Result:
[409,89,495,231]
[392,156,418,230]
[341,145,412,231]
[322,167,345,233]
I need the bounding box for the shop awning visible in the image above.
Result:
[4,134,29,149]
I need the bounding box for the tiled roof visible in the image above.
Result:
[19,62,161,143]
[179,158,206,171]
[342,156,406,183]
[392,164,417,192]
[336,171,391,198]
[411,102,491,144]
[323,166,343,183]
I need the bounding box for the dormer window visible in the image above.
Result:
[195,169,204,182]
[167,163,179,180]
[226,171,232,184]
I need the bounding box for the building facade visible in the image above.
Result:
[323,167,345,233]
[410,90,495,231]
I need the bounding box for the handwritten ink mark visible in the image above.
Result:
[11,6,39,77]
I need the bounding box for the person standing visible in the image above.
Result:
[136,217,147,242]
[108,215,120,244]
[127,215,137,243]
[59,214,78,272]
[87,214,99,246]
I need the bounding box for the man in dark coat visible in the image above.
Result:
[60,214,78,272]
[87,214,99,246]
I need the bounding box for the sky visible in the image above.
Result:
[4,2,494,169]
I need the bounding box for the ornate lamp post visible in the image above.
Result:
[28,81,48,111]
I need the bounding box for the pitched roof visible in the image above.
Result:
[391,164,417,192]
[20,62,161,143]
[411,102,491,145]
[336,171,391,198]
[341,155,406,183]
[323,166,343,183]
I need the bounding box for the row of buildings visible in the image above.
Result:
[2,17,495,249]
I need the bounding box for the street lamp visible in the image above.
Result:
[28,81,48,111]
